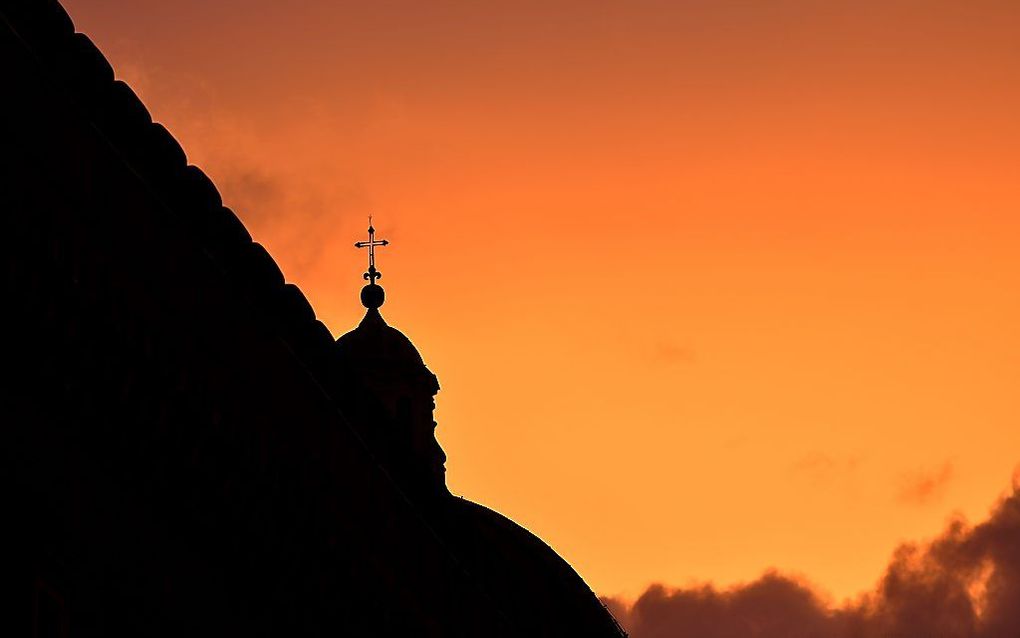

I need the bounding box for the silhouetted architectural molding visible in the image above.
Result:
[0,1,626,635]
[334,305,448,501]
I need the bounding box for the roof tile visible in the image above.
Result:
[203,206,253,252]
[277,283,316,325]
[140,123,188,177]
[175,164,223,212]
[240,242,285,291]
[53,33,113,98]
[92,80,151,146]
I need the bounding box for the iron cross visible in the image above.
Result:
[354,216,389,283]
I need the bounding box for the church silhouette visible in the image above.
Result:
[0,1,626,635]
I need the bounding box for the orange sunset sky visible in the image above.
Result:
[64,0,1020,604]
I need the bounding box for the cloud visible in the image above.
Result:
[651,340,696,366]
[897,461,954,506]
[605,574,837,638]
[215,167,282,223]
[211,160,349,278]
[159,107,367,282]
[107,60,365,282]
[790,452,862,485]
[603,476,1020,638]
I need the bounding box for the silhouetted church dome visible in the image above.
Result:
[335,306,440,394]
[333,278,447,500]
[331,228,623,631]
[1,3,625,630]
[438,498,624,635]
[332,274,622,634]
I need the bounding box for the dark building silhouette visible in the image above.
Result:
[0,1,626,635]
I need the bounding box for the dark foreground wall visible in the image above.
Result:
[0,3,517,635]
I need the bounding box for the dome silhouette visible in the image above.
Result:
[335,306,438,394]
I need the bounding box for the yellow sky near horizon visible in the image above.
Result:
[63,0,1020,602]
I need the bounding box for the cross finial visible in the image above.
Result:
[354,215,389,284]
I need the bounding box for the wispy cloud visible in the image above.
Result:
[897,461,954,506]
[651,340,696,365]
[790,452,862,486]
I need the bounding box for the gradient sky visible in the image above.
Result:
[64,0,1020,603]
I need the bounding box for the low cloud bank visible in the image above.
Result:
[604,478,1020,637]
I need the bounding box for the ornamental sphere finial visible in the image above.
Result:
[361,283,385,309]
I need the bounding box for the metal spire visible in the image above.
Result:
[355,215,389,284]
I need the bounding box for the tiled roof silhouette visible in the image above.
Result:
[1,1,336,377]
